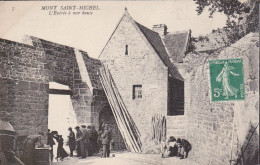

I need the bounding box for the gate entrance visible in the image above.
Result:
[48,82,77,158]
[99,106,126,150]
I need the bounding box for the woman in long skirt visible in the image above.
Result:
[54,134,68,161]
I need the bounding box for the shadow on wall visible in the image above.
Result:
[236,122,259,165]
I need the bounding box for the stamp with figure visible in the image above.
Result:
[209,58,245,102]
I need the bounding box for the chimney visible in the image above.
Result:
[152,24,167,37]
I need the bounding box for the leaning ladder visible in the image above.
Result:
[99,64,142,153]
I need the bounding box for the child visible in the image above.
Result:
[161,136,178,158]
[176,138,192,159]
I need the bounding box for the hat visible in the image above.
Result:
[51,131,58,135]
[81,125,86,128]
[75,126,80,129]
[169,136,176,142]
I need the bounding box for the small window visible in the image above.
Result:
[125,45,128,55]
[133,85,142,99]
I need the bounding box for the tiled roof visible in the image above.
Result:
[163,31,190,63]
[135,22,184,81]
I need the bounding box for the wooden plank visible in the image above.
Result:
[99,64,142,152]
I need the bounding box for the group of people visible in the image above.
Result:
[47,123,112,161]
[161,136,192,159]
[73,125,99,158]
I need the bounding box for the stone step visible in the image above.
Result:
[167,135,186,139]
[167,120,187,126]
[167,125,186,130]
[167,129,186,134]
[166,115,186,120]
[167,129,186,139]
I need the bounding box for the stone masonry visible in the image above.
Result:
[99,11,169,146]
[183,33,259,165]
[0,36,108,136]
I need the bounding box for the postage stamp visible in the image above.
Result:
[209,58,245,102]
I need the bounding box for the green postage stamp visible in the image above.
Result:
[209,58,245,102]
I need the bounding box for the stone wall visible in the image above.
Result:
[99,13,168,146]
[82,54,109,129]
[0,37,107,135]
[184,33,259,165]
[0,38,51,135]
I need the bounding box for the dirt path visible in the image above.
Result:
[52,152,198,165]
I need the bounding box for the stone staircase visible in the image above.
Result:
[166,115,187,139]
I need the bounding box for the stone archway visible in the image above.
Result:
[99,106,126,150]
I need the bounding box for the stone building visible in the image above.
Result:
[99,9,259,164]
[99,9,191,142]
[0,8,258,165]
[0,35,126,147]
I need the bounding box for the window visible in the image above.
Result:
[133,85,142,99]
[125,45,128,55]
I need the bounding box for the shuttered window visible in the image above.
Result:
[133,85,142,99]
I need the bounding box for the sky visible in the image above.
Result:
[0,1,227,58]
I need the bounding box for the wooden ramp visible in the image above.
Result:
[99,64,142,152]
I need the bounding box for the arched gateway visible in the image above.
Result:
[99,105,126,150]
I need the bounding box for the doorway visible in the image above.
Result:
[168,77,185,116]
[99,106,126,150]
[48,82,77,158]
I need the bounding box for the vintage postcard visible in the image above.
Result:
[0,1,258,165]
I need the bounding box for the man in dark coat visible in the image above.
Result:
[87,126,93,156]
[46,129,55,161]
[75,126,82,157]
[68,127,76,156]
[101,124,112,158]
[91,125,99,154]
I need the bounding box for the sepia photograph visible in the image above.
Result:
[0,0,259,165]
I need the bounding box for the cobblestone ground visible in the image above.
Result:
[52,151,198,165]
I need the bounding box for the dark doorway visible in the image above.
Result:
[168,76,184,116]
[99,106,126,150]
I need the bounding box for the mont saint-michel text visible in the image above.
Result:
[41,5,100,11]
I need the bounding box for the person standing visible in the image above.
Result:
[75,126,82,157]
[53,133,68,161]
[68,127,76,157]
[77,125,89,158]
[87,126,93,156]
[46,129,55,161]
[91,125,98,154]
[101,124,112,158]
